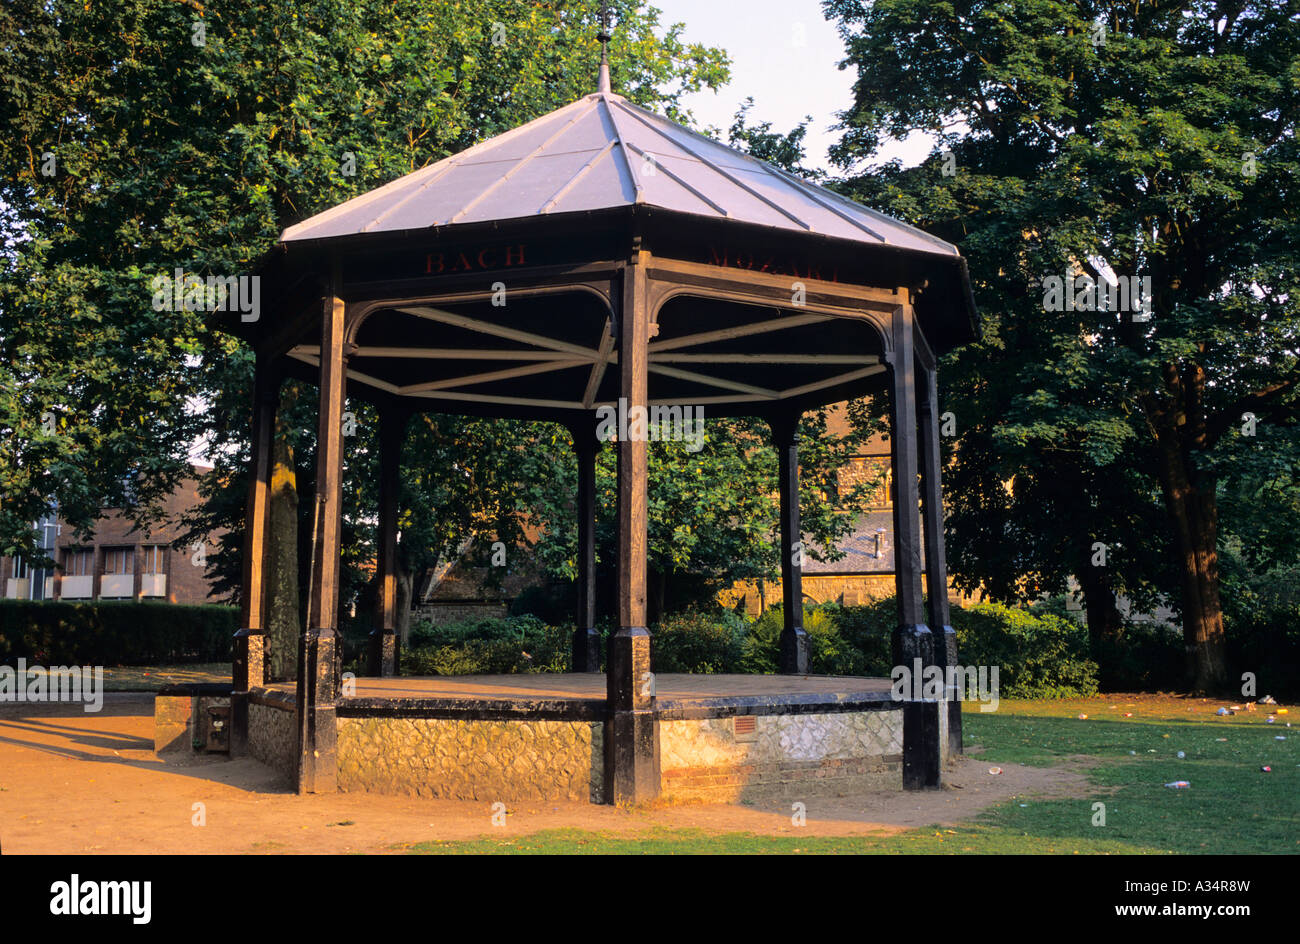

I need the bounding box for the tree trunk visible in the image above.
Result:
[1075,556,1122,656]
[395,568,414,647]
[1154,426,1229,692]
[264,391,301,682]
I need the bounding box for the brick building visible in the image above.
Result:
[0,467,224,605]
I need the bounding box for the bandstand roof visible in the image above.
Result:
[243,86,979,422]
[281,90,962,259]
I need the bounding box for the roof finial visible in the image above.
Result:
[597,2,612,94]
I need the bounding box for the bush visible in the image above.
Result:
[954,601,1099,698]
[0,599,238,665]
[651,608,746,673]
[391,597,1103,697]
[400,615,570,675]
[1090,621,1185,692]
[1222,559,1300,699]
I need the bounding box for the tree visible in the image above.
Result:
[0,0,729,659]
[824,0,1300,690]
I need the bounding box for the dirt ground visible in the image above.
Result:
[0,695,1091,854]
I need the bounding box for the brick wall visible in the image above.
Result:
[3,468,225,605]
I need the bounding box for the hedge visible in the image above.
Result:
[0,600,238,665]
[399,615,570,675]
[390,598,1102,698]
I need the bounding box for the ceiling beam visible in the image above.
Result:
[648,313,832,353]
[400,358,588,394]
[779,364,886,399]
[648,364,779,398]
[397,305,601,358]
[651,353,879,365]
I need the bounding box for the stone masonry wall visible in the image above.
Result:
[248,700,296,785]
[660,709,903,802]
[336,717,604,802]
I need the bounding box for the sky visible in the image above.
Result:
[648,0,935,174]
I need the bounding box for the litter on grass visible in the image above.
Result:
[1164,781,1190,789]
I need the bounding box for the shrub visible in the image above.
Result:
[650,608,746,673]
[1222,559,1300,699]
[953,601,1099,698]
[0,599,238,665]
[400,615,570,675]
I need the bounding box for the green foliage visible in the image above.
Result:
[645,597,1099,697]
[522,413,877,620]
[0,600,237,665]
[954,602,1099,699]
[1221,550,1300,698]
[824,0,1300,689]
[400,615,569,675]
[650,608,747,673]
[0,0,730,590]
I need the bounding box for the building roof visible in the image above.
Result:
[281,91,962,259]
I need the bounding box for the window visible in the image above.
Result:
[141,546,165,575]
[64,549,93,576]
[10,556,28,580]
[102,547,134,575]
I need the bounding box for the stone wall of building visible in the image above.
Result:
[659,709,903,802]
[248,699,297,785]
[336,717,604,802]
[411,601,510,627]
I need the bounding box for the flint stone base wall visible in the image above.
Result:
[660,709,904,801]
[248,699,296,785]
[336,717,605,802]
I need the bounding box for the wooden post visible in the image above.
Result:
[920,360,961,758]
[368,407,406,677]
[769,411,809,674]
[298,286,346,794]
[232,359,276,755]
[606,247,660,804]
[888,292,939,789]
[571,419,602,672]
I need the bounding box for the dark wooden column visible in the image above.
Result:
[368,406,406,677]
[769,411,810,674]
[297,288,346,794]
[919,360,962,757]
[570,419,602,672]
[606,247,660,804]
[232,359,277,755]
[887,291,939,788]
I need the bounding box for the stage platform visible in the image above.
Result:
[244,674,911,803]
[263,672,895,719]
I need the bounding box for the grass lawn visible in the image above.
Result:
[405,696,1299,855]
[99,663,231,690]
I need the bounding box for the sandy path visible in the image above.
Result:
[0,696,1090,854]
